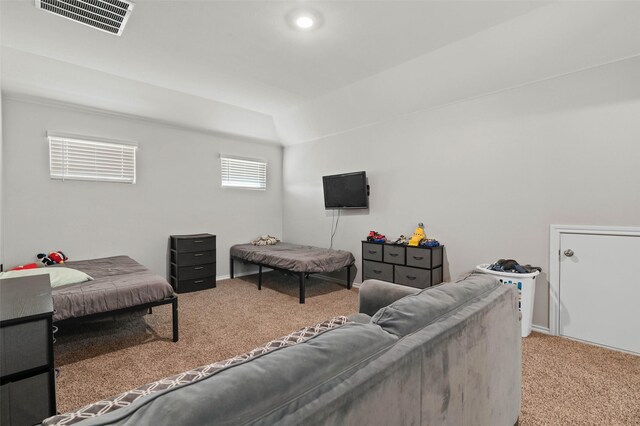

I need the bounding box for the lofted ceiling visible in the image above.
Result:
[2,1,638,144]
[1,0,546,115]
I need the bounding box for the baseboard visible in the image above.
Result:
[531,325,550,335]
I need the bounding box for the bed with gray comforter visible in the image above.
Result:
[229,243,355,303]
[52,255,178,341]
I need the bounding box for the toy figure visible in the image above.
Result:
[419,239,440,248]
[392,235,409,245]
[37,250,68,266]
[367,231,386,243]
[408,223,426,247]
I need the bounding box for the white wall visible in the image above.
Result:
[2,48,280,144]
[0,3,4,268]
[2,97,283,278]
[0,75,3,269]
[282,57,640,328]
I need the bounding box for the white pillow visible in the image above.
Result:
[0,267,93,288]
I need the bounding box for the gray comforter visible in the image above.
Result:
[52,256,174,322]
[230,243,355,273]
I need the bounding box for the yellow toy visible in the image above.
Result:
[408,223,426,247]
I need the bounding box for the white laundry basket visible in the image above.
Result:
[475,264,539,337]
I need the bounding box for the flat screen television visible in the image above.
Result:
[322,171,368,209]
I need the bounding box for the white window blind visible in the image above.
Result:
[220,155,267,190]
[48,133,137,184]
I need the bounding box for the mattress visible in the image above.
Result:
[230,243,355,273]
[51,255,174,322]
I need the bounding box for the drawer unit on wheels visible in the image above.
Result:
[0,274,56,426]
[170,234,217,293]
[361,241,444,288]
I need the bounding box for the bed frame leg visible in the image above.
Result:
[258,265,263,290]
[230,257,235,279]
[346,265,352,289]
[148,307,153,314]
[299,272,305,304]
[172,298,179,342]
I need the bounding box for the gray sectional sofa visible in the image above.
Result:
[44,272,521,426]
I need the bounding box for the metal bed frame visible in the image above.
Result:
[54,295,179,342]
[230,255,352,304]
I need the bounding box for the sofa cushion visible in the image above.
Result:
[358,279,421,316]
[57,321,398,426]
[347,312,372,324]
[371,272,501,337]
[42,316,351,426]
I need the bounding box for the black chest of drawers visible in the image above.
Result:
[1,274,56,426]
[170,234,216,293]
[362,241,444,289]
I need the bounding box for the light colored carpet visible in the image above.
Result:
[521,332,639,425]
[54,273,640,424]
[54,272,359,412]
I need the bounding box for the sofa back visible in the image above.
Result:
[56,274,520,426]
[72,321,397,426]
[297,277,521,426]
[371,273,501,337]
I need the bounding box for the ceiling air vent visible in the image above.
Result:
[35,0,135,36]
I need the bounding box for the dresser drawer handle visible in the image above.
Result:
[413,256,424,260]
[373,269,383,274]
[194,266,204,270]
[389,253,399,257]
[193,240,203,243]
[368,250,377,254]
[194,253,204,257]
[194,280,204,284]
[406,275,417,281]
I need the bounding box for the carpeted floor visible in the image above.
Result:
[521,333,640,425]
[54,273,640,424]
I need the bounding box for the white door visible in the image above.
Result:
[560,233,640,354]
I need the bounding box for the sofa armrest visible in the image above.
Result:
[359,279,421,316]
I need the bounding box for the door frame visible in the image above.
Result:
[549,224,640,336]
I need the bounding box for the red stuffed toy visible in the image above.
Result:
[11,262,40,271]
[37,251,68,266]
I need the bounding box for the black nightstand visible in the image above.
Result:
[170,234,217,293]
[1,274,57,426]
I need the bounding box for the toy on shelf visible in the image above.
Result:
[408,223,426,247]
[37,250,68,266]
[419,239,440,248]
[392,235,409,245]
[366,231,386,243]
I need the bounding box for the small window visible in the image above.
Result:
[48,133,137,184]
[220,155,267,190]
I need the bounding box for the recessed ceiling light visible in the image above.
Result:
[295,16,314,29]
[286,9,322,31]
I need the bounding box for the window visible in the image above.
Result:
[48,133,137,184]
[220,155,267,190]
